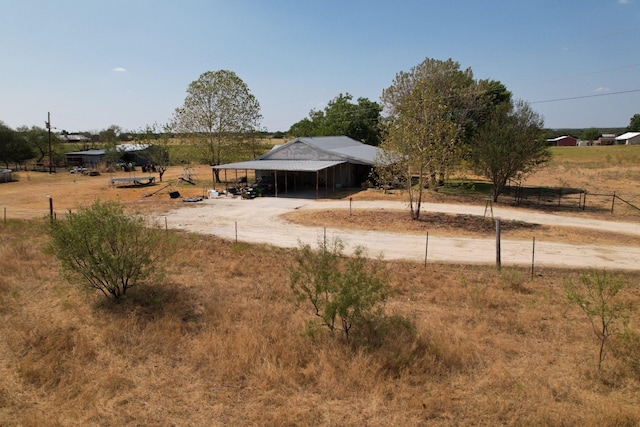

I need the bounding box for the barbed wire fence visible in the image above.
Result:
[503,182,640,214]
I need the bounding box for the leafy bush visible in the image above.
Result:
[48,200,164,300]
[289,238,387,341]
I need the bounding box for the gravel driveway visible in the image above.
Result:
[162,197,640,271]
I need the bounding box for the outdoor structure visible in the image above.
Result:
[212,136,381,198]
[109,176,156,187]
[64,144,166,169]
[615,132,640,145]
[596,134,616,145]
[58,134,92,144]
[65,149,105,168]
[547,135,577,146]
[117,144,167,166]
[0,169,12,183]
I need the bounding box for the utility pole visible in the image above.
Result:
[46,112,52,174]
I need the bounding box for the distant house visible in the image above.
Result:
[614,132,640,145]
[596,134,616,146]
[547,136,577,146]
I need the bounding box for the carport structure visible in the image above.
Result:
[212,136,380,198]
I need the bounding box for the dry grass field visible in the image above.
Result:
[1,146,640,426]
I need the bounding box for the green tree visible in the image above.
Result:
[582,127,600,143]
[99,125,123,143]
[566,270,632,370]
[173,70,262,181]
[48,200,165,300]
[288,93,382,145]
[289,238,387,341]
[469,99,548,202]
[626,113,640,132]
[16,125,50,165]
[464,79,512,141]
[136,123,171,182]
[378,58,476,220]
[0,122,36,168]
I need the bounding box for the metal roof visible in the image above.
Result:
[65,149,106,156]
[615,132,640,140]
[257,136,380,165]
[212,160,346,172]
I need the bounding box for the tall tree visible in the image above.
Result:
[377,58,476,220]
[136,123,172,182]
[1,123,36,169]
[173,70,262,181]
[99,125,123,143]
[16,126,49,164]
[582,127,600,143]
[288,93,382,146]
[469,99,549,202]
[626,113,640,132]
[464,79,512,142]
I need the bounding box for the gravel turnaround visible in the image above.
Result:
[162,197,640,271]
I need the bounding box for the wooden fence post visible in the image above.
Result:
[496,218,501,271]
[531,237,536,279]
[611,192,616,214]
[424,232,429,268]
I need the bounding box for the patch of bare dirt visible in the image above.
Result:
[282,209,639,246]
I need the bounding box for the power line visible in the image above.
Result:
[531,89,640,104]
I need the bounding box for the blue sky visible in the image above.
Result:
[1,0,639,133]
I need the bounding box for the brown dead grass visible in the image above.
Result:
[1,222,639,426]
[1,149,640,425]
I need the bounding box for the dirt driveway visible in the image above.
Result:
[163,196,640,271]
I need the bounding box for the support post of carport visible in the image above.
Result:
[332,166,335,194]
[274,170,278,197]
[316,171,319,200]
[285,171,288,194]
[325,168,328,197]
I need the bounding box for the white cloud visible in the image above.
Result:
[112,67,127,72]
[618,0,631,4]
[595,86,610,93]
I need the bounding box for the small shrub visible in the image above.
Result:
[48,200,165,300]
[566,270,633,370]
[289,238,387,341]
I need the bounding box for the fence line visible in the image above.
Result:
[504,184,639,214]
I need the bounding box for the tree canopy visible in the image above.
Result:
[173,70,262,174]
[16,125,49,164]
[582,127,601,142]
[626,113,640,132]
[469,99,549,202]
[0,122,36,168]
[288,93,382,146]
[377,58,477,220]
